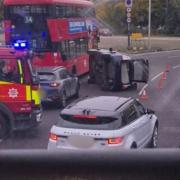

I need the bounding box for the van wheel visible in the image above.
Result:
[74,83,80,98]
[0,113,9,139]
[72,66,77,75]
[88,77,95,84]
[61,92,67,108]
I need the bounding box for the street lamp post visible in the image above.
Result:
[148,0,151,50]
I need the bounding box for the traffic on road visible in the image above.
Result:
[0,0,180,151]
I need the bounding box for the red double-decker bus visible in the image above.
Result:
[3,0,99,75]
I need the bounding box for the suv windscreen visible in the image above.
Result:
[57,114,121,130]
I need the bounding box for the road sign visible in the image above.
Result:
[127,13,131,18]
[127,18,131,23]
[127,7,132,12]
[125,0,133,7]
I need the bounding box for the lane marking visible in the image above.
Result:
[168,55,180,58]
[138,71,163,96]
[138,84,148,95]
[173,65,180,69]
[151,72,163,82]
[132,50,180,56]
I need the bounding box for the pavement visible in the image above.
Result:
[1,50,180,149]
[99,36,180,51]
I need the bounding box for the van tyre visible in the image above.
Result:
[61,92,67,108]
[149,124,158,148]
[88,77,95,84]
[72,66,77,75]
[0,113,9,139]
[74,83,80,98]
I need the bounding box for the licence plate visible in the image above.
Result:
[68,135,94,149]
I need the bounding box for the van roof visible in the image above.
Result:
[88,49,131,60]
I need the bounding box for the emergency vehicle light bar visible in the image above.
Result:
[13,40,28,50]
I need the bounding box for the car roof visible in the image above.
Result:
[66,96,132,112]
[37,66,65,73]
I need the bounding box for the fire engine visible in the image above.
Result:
[0,46,42,139]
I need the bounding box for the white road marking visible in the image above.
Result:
[138,71,163,96]
[151,72,163,82]
[168,55,180,58]
[138,84,148,95]
[132,49,180,56]
[137,51,180,97]
[173,65,180,69]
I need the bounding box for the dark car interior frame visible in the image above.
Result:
[0,149,180,180]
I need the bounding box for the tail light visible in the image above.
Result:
[49,82,60,87]
[49,133,58,141]
[73,115,97,120]
[107,137,123,145]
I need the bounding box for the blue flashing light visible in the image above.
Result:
[13,40,28,50]
[14,43,19,47]
[21,43,26,47]
[42,32,46,38]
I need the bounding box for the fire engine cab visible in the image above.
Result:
[0,46,42,139]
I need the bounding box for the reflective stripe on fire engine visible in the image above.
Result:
[32,90,40,105]
[0,81,12,85]
[17,60,23,84]
[25,85,31,101]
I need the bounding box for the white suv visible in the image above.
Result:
[48,96,158,150]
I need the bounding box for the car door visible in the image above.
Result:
[121,103,148,148]
[59,69,71,98]
[134,100,152,147]
[129,59,149,83]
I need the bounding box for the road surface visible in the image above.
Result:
[1,50,180,149]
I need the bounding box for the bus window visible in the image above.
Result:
[76,7,82,17]
[69,40,75,58]
[55,5,66,18]
[80,38,88,53]
[66,6,74,18]
[81,7,95,17]
[75,39,81,56]
[60,41,69,60]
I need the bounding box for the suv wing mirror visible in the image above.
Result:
[145,108,155,114]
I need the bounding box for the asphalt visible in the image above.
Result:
[1,50,180,149]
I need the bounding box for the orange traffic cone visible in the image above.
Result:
[161,71,167,80]
[166,64,170,72]
[139,89,149,100]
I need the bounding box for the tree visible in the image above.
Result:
[96,0,180,35]
[0,0,3,22]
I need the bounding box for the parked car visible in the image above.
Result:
[99,28,113,36]
[48,96,158,150]
[38,67,80,107]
